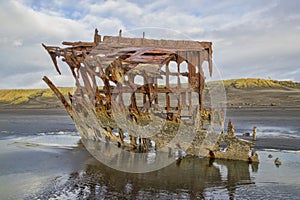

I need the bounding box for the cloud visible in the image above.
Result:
[0,0,90,89]
[207,0,300,80]
[0,0,300,89]
[0,37,22,47]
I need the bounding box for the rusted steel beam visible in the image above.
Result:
[181,92,187,109]
[62,41,95,47]
[42,76,73,117]
[42,44,61,75]
[154,77,158,104]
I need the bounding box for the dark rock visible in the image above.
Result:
[274,157,282,166]
[243,132,250,137]
[268,154,273,158]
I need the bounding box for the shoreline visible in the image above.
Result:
[1,107,299,152]
[238,136,300,151]
[1,103,300,110]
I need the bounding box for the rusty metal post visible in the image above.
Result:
[198,51,203,112]
[43,76,73,117]
[181,92,187,109]
[154,77,158,104]
[253,126,257,141]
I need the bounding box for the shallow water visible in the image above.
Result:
[226,108,300,138]
[0,108,300,199]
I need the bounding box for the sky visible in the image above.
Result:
[0,0,300,89]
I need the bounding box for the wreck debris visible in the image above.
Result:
[43,28,258,163]
[243,132,250,137]
[268,154,273,158]
[249,150,259,163]
[253,126,257,141]
[42,76,73,117]
[274,157,282,166]
[227,119,235,136]
[212,129,257,162]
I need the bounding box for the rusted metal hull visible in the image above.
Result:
[43,29,258,163]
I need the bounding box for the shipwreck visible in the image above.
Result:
[42,29,258,166]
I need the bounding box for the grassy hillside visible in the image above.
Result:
[0,78,299,107]
[220,78,299,89]
[0,88,73,105]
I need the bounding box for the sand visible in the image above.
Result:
[225,86,300,108]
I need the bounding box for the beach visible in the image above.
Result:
[1,81,300,199]
[0,107,299,199]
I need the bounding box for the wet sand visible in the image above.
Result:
[240,136,300,151]
[224,86,300,109]
[0,138,300,199]
[0,140,90,199]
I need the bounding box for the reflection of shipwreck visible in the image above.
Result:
[43,157,256,199]
[43,29,258,163]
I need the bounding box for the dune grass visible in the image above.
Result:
[212,78,299,89]
[0,88,73,105]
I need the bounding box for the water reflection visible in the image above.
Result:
[47,155,257,199]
